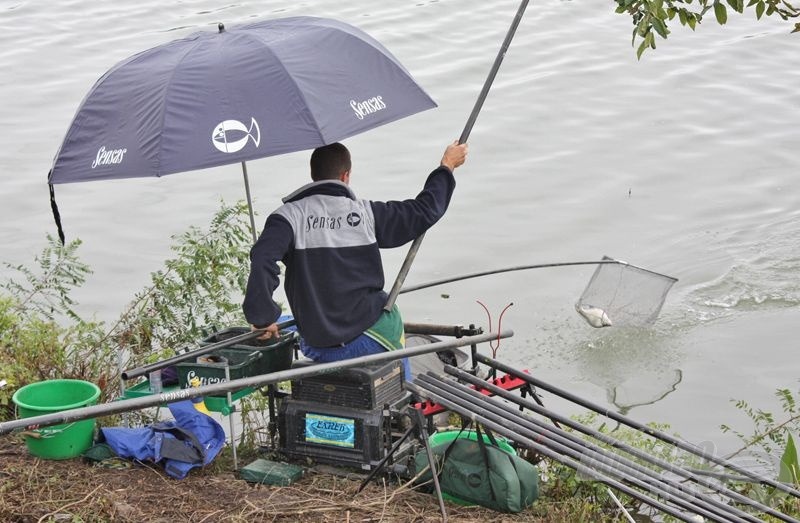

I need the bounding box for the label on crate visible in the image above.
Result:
[185,370,227,386]
[305,413,355,448]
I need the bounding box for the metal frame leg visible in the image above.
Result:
[224,364,238,470]
[413,408,448,522]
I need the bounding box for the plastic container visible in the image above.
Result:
[12,379,101,459]
[148,370,162,393]
[200,327,296,376]
[239,458,304,486]
[175,347,262,388]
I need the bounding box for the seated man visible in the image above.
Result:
[243,140,468,378]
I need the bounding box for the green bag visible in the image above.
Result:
[415,427,539,513]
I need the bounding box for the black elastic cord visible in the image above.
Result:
[48,180,65,245]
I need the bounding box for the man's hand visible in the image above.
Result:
[440,141,468,171]
[252,323,279,340]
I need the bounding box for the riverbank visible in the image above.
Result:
[0,436,615,522]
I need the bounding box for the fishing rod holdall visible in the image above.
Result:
[413,423,539,513]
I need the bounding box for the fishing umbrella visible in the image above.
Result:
[47,16,437,242]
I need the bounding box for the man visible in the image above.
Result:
[243,140,468,375]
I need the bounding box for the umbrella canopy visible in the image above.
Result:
[48,16,436,185]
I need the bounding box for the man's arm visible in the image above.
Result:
[242,214,294,332]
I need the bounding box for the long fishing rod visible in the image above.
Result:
[477,353,800,499]
[0,329,512,437]
[384,0,531,312]
[428,372,783,523]
[399,259,627,294]
[448,366,796,523]
[121,319,296,381]
[406,380,704,523]
[416,374,755,523]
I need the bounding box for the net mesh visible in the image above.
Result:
[576,256,677,327]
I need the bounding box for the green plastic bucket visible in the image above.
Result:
[12,379,101,460]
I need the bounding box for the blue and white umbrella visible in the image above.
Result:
[48,16,437,241]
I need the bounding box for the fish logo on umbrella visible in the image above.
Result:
[211,117,261,153]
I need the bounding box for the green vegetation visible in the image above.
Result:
[0,201,254,422]
[0,201,798,520]
[613,0,800,58]
[721,387,800,514]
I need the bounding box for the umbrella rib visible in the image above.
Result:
[240,31,326,145]
[154,36,209,177]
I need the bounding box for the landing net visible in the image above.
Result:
[576,256,677,328]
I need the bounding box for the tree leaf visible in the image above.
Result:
[778,433,800,485]
[714,1,729,24]
[756,0,766,19]
[726,0,744,12]
[652,17,669,37]
[637,37,649,59]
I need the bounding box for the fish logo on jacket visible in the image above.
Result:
[211,117,261,153]
[346,212,362,227]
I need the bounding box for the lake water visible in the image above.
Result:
[1,0,798,458]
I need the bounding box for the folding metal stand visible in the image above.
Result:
[357,406,448,522]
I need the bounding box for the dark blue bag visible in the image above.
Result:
[101,400,225,479]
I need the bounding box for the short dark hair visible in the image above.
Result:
[310,143,351,181]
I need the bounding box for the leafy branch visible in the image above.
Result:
[722,387,800,459]
[614,0,800,58]
[2,236,91,322]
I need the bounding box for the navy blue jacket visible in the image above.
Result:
[243,166,456,347]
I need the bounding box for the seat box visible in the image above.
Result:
[290,359,404,409]
[278,398,390,470]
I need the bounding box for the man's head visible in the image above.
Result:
[310,143,351,183]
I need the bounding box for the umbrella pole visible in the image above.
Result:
[241,161,258,243]
[384,0,531,311]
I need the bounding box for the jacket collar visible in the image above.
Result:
[282,179,357,204]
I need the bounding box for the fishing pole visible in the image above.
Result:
[406,380,705,523]
[399,259,631,294]
[448,366,796,523]
[0,329,512,437]
[384,0,531,311]
[120,319,296,381]
[477,354,800,500]
[431,372,788,523]
[416,374,756,523]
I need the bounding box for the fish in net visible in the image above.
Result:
[575,256,677,328]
